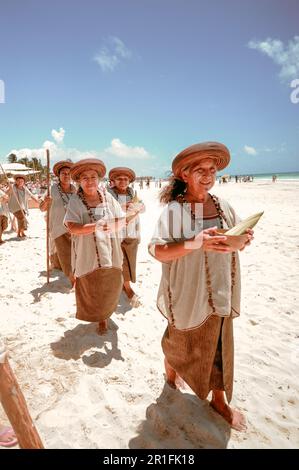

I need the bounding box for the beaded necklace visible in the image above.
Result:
[176,192,236,314]
[77,187,103,268]
[57,183,75,209]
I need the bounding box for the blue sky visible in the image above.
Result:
[0,0,298,176]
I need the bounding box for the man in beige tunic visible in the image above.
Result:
[149,142,253,431]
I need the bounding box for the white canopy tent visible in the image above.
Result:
[2,163,30,171]
[0,163,40,176]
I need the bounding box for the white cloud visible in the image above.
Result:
[248,36,299,82]
[261,144,286,154]
[104,138,152,159]
[94,48,119,72]
[51,127,65,143]
[7,143,99,165]
[94,36,132,72]
[244,145,257,156]
[111,36,131,59]
[5,134,153,175]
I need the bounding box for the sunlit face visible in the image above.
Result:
[79,169,99,194]
[15,177,25,188]
[113,175,130,192]
[59,167,71,186]
[181,157,217,194]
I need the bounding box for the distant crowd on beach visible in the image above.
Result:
[218,174,278,183]
[218,175,254,183]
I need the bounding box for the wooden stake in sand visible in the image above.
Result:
[46,149,50,284]
[0,343,44,449]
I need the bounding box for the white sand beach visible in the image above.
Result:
[0,180,299,449]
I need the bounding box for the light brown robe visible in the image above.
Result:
[149,196,241,403]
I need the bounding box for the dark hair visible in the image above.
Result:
[159,175,186,204]
[58,166,70,176]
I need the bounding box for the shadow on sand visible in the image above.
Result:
[50,319,124,367]
[30,270,72,303]
[129,383,231,449]
[115,291,133,315]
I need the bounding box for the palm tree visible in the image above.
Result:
[7,153,18,163]
[18,157,29,167]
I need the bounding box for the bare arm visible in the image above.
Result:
[39,195,52,212]
[26,188,40,204]
[65,221,96,235]
[153,227,232,263]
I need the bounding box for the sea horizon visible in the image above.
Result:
[217,171,299,181]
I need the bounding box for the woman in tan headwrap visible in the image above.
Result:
[64,158,125,335]
[39,160,76,285]
[149,142,253,431]
[108,167,145,307]
[7,175,40,238]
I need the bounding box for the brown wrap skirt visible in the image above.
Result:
[13,210,27,232]
[53,233,72,280]
[162,314,234,403]
[121,238,139,283]
[0,215,8,238]
[75,267,123,322]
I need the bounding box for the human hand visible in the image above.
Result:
[185,226,231,252]
[127,202,144,213]
[40,196,52,210]
[96,217,126,233]
[201,227,233,252]
[239,228,254,251]
[0,194,8,203]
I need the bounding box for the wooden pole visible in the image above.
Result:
[46,149,50,284]
[0,358,44,449]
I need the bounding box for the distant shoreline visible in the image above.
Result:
[217,171,299,181]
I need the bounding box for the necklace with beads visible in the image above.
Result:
[57,183,75,209]
[176,192,236,314]
[77,188,103,268]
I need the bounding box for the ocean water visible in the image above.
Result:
[250,172,299,180]
[219,172,299,181]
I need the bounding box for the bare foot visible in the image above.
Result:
[97,320,108,335]
[123,282,135,300]
[210,399,247,431]
[0,426,18,447]
[164,358,177,389]
[174,375,188,390]
[69,275,76,289]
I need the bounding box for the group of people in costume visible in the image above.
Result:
[0,175,40,241]
[0,141,254,433]
[38,159,144,334]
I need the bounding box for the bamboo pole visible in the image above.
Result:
[46,149,50,284]
[0,354,44,449]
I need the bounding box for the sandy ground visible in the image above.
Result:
[0,180,299,449]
